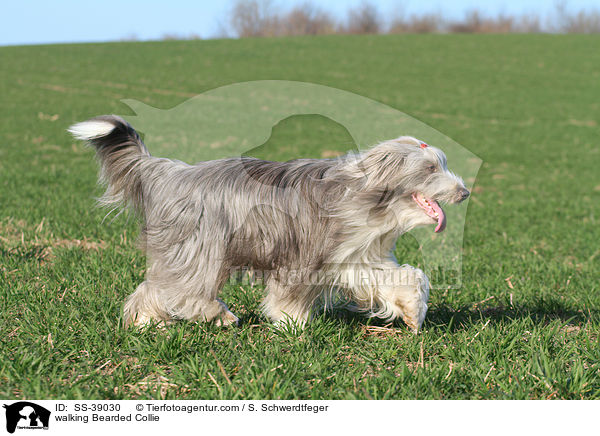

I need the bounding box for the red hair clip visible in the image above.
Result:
[420,141,428,148]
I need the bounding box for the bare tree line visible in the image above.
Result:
[122,0,600,41]
[226,0,600,37]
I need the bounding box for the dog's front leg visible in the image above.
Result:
[376,264,430,333]
[261,277,317,328]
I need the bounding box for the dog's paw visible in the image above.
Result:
[399,314,421,334]
[214,310,240,327]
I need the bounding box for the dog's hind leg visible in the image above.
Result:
[158,260,239,327]
[123,281,172,327]
[158,290,240,327]
[125,264,239,328]
[178,297,239,327]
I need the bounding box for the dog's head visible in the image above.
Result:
[354,136,469,233]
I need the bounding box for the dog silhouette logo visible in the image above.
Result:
[3,402,50,433]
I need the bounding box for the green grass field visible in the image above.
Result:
[1,34,599,400]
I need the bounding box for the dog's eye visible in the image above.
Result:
[427,165,437,173]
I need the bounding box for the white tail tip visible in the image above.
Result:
[68,120,116,140]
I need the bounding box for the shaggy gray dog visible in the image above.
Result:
[69,115,469,332]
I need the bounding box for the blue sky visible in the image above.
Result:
[1,0,599,46]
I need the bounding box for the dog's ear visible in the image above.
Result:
[356,142,407,190]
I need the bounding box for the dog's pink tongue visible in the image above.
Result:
[430,200,446,233]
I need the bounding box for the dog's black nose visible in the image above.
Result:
[457,188,470,202]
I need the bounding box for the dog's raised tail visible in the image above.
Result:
[69,115,150,213]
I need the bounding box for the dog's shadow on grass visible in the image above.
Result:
[233,300,596,334]
[424,301,596,332]
[226,281,596,333]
